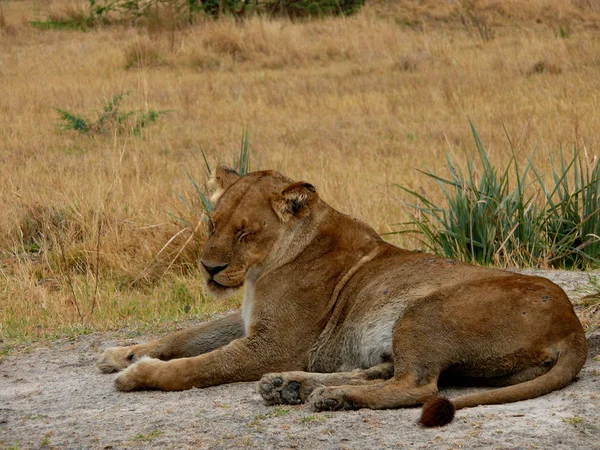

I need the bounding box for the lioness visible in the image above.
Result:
[97,167,587,426]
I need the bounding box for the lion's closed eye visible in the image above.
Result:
[237,230,254,243]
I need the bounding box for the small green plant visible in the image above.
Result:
[131,429,164,442]
[299,414,327,424]
[248,407,291,427]
[556,24,572,39]
[56,109,90,133]
[562,416,584,425]
[267,406,291,417]
[132,110,165,134]
[396,122,600,269]
[56,93,170,136]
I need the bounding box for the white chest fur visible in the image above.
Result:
[241,278,256,334]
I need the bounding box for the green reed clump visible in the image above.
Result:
[397,123,599,269]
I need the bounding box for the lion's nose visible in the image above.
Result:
[201,262,228,277]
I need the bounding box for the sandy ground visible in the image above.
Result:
[1,270,599,450]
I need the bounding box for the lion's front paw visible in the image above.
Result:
[97,347,136,373]
[309,387,355,412]
[114,357,163,391]
[258,372,319,405]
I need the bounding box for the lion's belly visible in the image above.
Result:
[340,311,399,371]
[308,300,407,372]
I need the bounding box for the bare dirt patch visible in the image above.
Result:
[2,270,599,449]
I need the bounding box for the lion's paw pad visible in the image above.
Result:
[258,374,305,405]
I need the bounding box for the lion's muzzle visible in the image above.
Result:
[201,261,229,278]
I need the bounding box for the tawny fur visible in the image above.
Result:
[98,168,587,426]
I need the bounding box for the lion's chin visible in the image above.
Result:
[206,279,244,298]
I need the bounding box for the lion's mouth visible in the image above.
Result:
[200,262,245,296]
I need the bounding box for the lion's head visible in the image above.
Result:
[200,166,318,296]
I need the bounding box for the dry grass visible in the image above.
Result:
[1,0,600,345]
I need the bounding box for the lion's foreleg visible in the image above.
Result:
[97,311,244,373]
[113,334,305,391]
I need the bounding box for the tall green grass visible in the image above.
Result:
[397,123,600,269]
[174,128,252,228]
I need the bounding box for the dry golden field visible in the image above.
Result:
[1,0,599,345]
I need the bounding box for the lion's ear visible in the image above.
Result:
[273,182,318,222]
[208,166,240,203]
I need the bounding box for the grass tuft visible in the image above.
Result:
[397,123,600,269]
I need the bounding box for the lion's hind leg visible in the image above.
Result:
[259,363,394,405]
[309,375,439,412]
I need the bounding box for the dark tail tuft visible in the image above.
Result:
[419,397,455,427]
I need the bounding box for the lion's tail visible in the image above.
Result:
[419,333,587,427]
